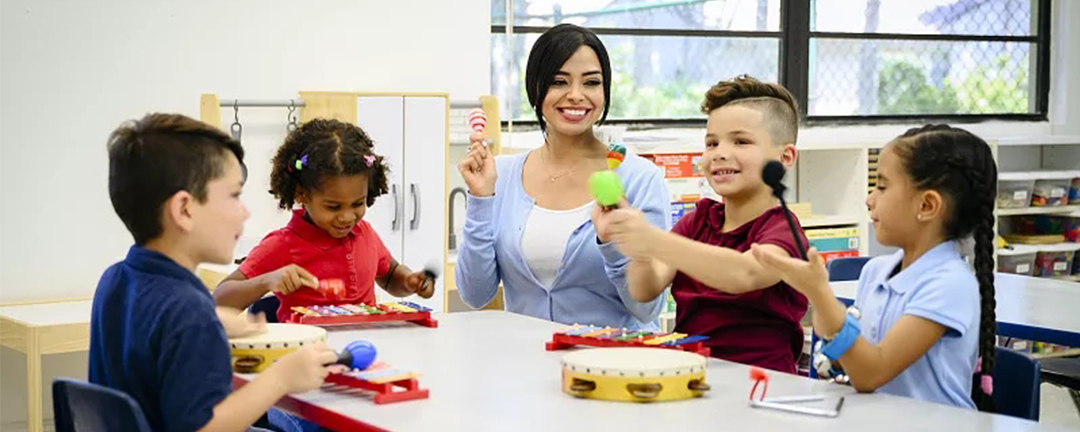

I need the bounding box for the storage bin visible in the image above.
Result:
[1033,178,1071,207]
[997,178,1034,209]
[1033,243,1080,277]
[997,245,1038,276]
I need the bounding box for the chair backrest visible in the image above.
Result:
[52,378,153,432]
[992,347,1041,421]
[825,256,872,282]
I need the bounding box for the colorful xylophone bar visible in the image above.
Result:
[546,324,711,356]
[323,368,429,404]
[286,301,438,328]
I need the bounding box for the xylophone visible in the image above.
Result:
[325,365,430,404]
[286,301,438,328]
[562,347,710,402]
[546,325,711,357]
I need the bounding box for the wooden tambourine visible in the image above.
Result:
[561,347,710,402]
[229,323,327,373]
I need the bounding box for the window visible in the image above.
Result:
[491,0,1050,124]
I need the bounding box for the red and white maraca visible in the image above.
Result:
[466,108,487,135]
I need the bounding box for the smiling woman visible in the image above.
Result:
[454,24,671,330]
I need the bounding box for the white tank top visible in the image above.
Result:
[521,201,593,288]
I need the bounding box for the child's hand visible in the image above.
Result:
[602,206,657,260]
[458,134,497,197]
[591,199,631,244]
[750,244,830,297]
[264,264,318,295]
[403,272,434,298]
[216,307,267,338]
[267,343,338,394]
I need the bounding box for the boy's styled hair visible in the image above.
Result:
[269,118,389,210]
[107,113,245,245]
[702,75,799,146]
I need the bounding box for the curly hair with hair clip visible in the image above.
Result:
[890,124,998,412]
[269,118,389,210]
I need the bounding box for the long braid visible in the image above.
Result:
[893,124,998,412]
[970,159,998,411]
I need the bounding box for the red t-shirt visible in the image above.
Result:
[671,199,809,374]
[239,210,393,322]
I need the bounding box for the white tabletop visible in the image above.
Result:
[0,300,93,327]
[261,311,1064,432]
[832,273,1080,346]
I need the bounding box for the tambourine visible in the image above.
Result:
[561,347,710,402]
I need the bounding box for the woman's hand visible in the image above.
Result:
[458,133,497,197]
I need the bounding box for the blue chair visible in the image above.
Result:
[52,378,152,432]
[993,347,1041,421]
[249,295,281,323]
[825,256,871,282]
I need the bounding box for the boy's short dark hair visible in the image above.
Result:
[702,75,799,146]
[107,113,245,245]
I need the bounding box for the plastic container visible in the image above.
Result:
[1010,215,1072,236]
[996,178,1034,209]
[1064,216,1080,243]
[997,245,1038,276]
[1032,178,1071,206]
[1033,243,1080,277]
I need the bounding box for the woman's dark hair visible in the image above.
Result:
[269,118,389,210]
[890,124,997,412]
[524,23,612,132]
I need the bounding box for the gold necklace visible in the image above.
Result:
[540,144,579,183]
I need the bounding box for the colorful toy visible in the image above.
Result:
[606,142,626,169]
[334,340,378,371]
[467,108,487,134]
[229,323,327,373]
[561,347,709,402]
[324,363,429,404]
[588,142,629,210]
[545,324,711,357]
[316,278,346,300]
[287,301,438,328]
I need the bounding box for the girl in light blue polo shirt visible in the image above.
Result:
[753,125,997,410]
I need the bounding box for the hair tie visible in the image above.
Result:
[364,155,375,167]
[294,154,309,171]
[980,374,994,395]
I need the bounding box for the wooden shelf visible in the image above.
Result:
[997,205,1080,216]
[994,135,1080,147]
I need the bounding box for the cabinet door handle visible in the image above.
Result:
[391,184,400,231]
[409,183,421,230]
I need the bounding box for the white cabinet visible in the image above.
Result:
[355,95,447,311]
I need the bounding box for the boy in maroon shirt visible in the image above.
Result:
[594,75,808,373]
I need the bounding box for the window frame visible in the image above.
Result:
[492,0,1052,128]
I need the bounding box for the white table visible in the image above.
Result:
[832,273,1080,347]
[238,311,1068,432]
[0,299,94,432]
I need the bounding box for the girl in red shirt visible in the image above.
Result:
[214,119,432,322]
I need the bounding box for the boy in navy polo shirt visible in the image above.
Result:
[594,76,809,373]
[90,113,339,432]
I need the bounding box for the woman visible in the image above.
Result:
[455,24,670,330]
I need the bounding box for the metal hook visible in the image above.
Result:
[286,99,299,132]
[230,100,243,141]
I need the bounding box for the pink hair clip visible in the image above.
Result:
[364,155,376,167]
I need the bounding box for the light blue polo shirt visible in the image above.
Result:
[855,240,979,409]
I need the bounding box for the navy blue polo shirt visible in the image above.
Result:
[89,246,233,432]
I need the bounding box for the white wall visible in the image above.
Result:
[0,0,490,303]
